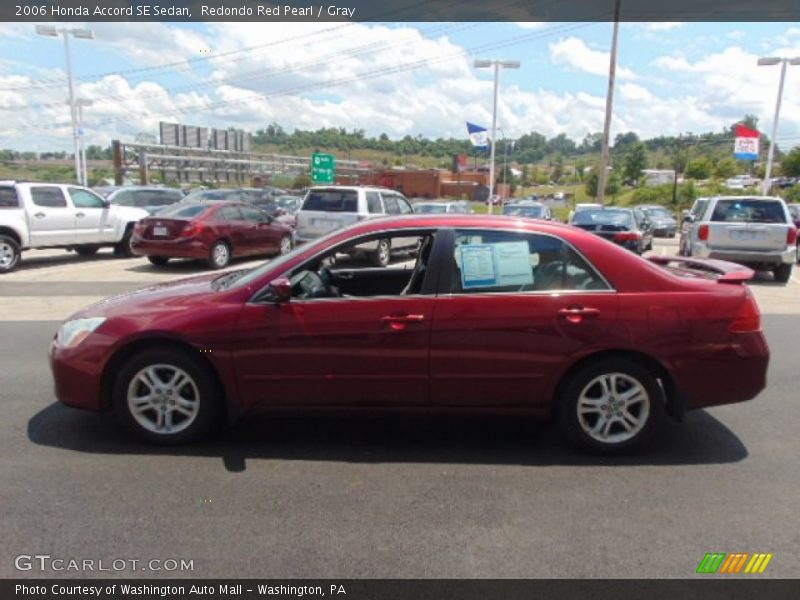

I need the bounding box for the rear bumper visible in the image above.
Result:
[691,243,795,266]
[673,331,770,410]
[653,225,677,237]
[131,237,209,259]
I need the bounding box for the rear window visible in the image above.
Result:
[302,190,358,212]
[642,207,671,218]
[182,189,240,203]
[156,204,210,219]
[416,204,448,214]
[710,199,787,223]
[0,187,18,208]
[573,209,632,227]
[504,205,544,218]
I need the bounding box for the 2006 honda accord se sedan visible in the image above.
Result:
[49,214,770,453]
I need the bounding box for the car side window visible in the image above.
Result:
[69,188,105,209]
[31,187,68,208]
[366,192,383,214]
[691,200,708,220]
[240,207,268,223]
[382,194,401,215]
[396,195,413,214]
[0,187,19,208]
[113,191,135,206]
[450,229,610,294]
[218,206,243,221]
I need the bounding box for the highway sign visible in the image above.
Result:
[311,153,335,184]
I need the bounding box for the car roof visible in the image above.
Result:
[506,202,544,207]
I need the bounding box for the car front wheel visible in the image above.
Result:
[558,358,664,454]
[113,349,221,444]
[208,240,231,269]
[0,235,21,273]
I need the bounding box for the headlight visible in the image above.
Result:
[56,317,106,349]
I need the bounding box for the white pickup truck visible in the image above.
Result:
[0,181,149,273]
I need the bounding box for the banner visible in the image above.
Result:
[466,122,490,149]
[734,124,760,160]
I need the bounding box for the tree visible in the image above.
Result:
[780,147,800,178]
[292,173,311,189]
[623,143,647,185]
[714,157,738,179]
[585,171,599,198]
[551,154,564,183]
[685,156,713,180]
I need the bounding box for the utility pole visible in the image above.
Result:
[597,0,621,204]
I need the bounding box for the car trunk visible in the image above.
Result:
[138,217,191,240]
[297,189,360,239]
[705,222,789,251]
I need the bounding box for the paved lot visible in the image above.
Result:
[1,238,799,578]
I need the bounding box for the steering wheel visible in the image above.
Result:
[319,266,342,298]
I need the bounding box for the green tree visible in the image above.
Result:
[552,155,564,183]
[780,147,800,178]
[623,143,648,185]
[292,173,311,189]
[714,157,738,179]
[685,156,713,180]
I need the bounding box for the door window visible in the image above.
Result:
[366,192,383,214]
[69,188,105,208]
[691,200,708,220]
[240,207,269,222]
[382,194,401,214]
[0,187,18,208]
[396,195,413,214]
[218,206,243,221]
[450,230,610,294]
[31,187,67,208]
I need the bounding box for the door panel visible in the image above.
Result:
[234,297,433,409]
[27,186,75,246]
[69,188,114,243]
[430,293,619,406]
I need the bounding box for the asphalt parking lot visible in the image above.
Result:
[1,238,799,578]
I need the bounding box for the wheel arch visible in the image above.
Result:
[551,349,682,420]
[101,336,237,423]
[0,226,23,247]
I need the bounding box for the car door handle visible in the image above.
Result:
[34,212,46,218]
[75,212,85,218]
[381,314,425,330]
[337,272,354,280]
[558,307,600,323]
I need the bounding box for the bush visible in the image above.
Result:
[783,185,800,203]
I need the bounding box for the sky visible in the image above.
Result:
[0,20,799,153]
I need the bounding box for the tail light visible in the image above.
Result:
[181,222,204,237]
[729,292,761,333]
[613,232,641,242]
[787,226,798,246]
[698,224,709,241]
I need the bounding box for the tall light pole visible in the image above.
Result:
[597,0,621,205]
[474,59,520,214]
[35,25,95,186]
[757,56,800,195]
[76,99,93,186]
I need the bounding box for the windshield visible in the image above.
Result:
[302,190,358,212]
[182,189,241,203]
[155,203,210,219]
[416,204,447,213]
[573,209,633,227]
[710,199,787,223]
[503,205,544,218]
[642,207,672,219]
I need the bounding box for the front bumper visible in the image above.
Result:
[691,243,795,266]
[49,337,106,411]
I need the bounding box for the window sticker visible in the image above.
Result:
[459,241,534,289]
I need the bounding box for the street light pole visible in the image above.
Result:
[597,0,621,205]
[475,59,520,214]
[758,56,799,195]
[76,99,93,186]
[35,26,95,186]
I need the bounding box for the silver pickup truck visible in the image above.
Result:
[679,195,797,283]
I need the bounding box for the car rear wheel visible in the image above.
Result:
[208,240,230,269]
[75,245,99,257]
[774,263,793,284]
[0,235,21,273]
[147,256,169,266]
[113,349,221,445]
[558,358,664,454]
[277,235,292,256]
[369,239,391,267]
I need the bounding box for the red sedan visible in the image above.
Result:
[131,201,294,268]
[50,214,769,453]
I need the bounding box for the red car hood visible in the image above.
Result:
[69,272,232,321]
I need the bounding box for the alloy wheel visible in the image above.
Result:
[126,364,200,435]
[576,372,650,444]
[0,241,15,269]
[279,236,292,255]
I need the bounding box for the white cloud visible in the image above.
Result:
[640,23,684,32]
[549,37,637,79]
[514,22,547,30]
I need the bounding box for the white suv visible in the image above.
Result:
[295,186,417,266]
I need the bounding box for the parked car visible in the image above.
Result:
[182,188,265,205]
[413,201,470,214]
[50,213,769,453]
[130,201,293,269]
[570,208,654,254]
[295,186,417,266]
[0,181,148,272]
[567,203,603,224]
[636,205,678,237]
[101,186,184,215]
[788,203,800,263]
[502,202,553,220]
[679,196,796,283]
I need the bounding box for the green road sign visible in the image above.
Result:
[311,153,336,184]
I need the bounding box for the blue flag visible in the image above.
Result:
[466,122,490,149]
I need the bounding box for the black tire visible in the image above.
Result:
[208,240,231,269]
[557,358,664,454]
[147,256,169,266]
[113,348,222,445]
[369,239,391,267]
[774,263,792,284]
[0,234,21,273]
[114,225,135,258]
[75,245,99,257]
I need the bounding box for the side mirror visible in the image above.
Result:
[267,277,292,303]
[683,214,695,223]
